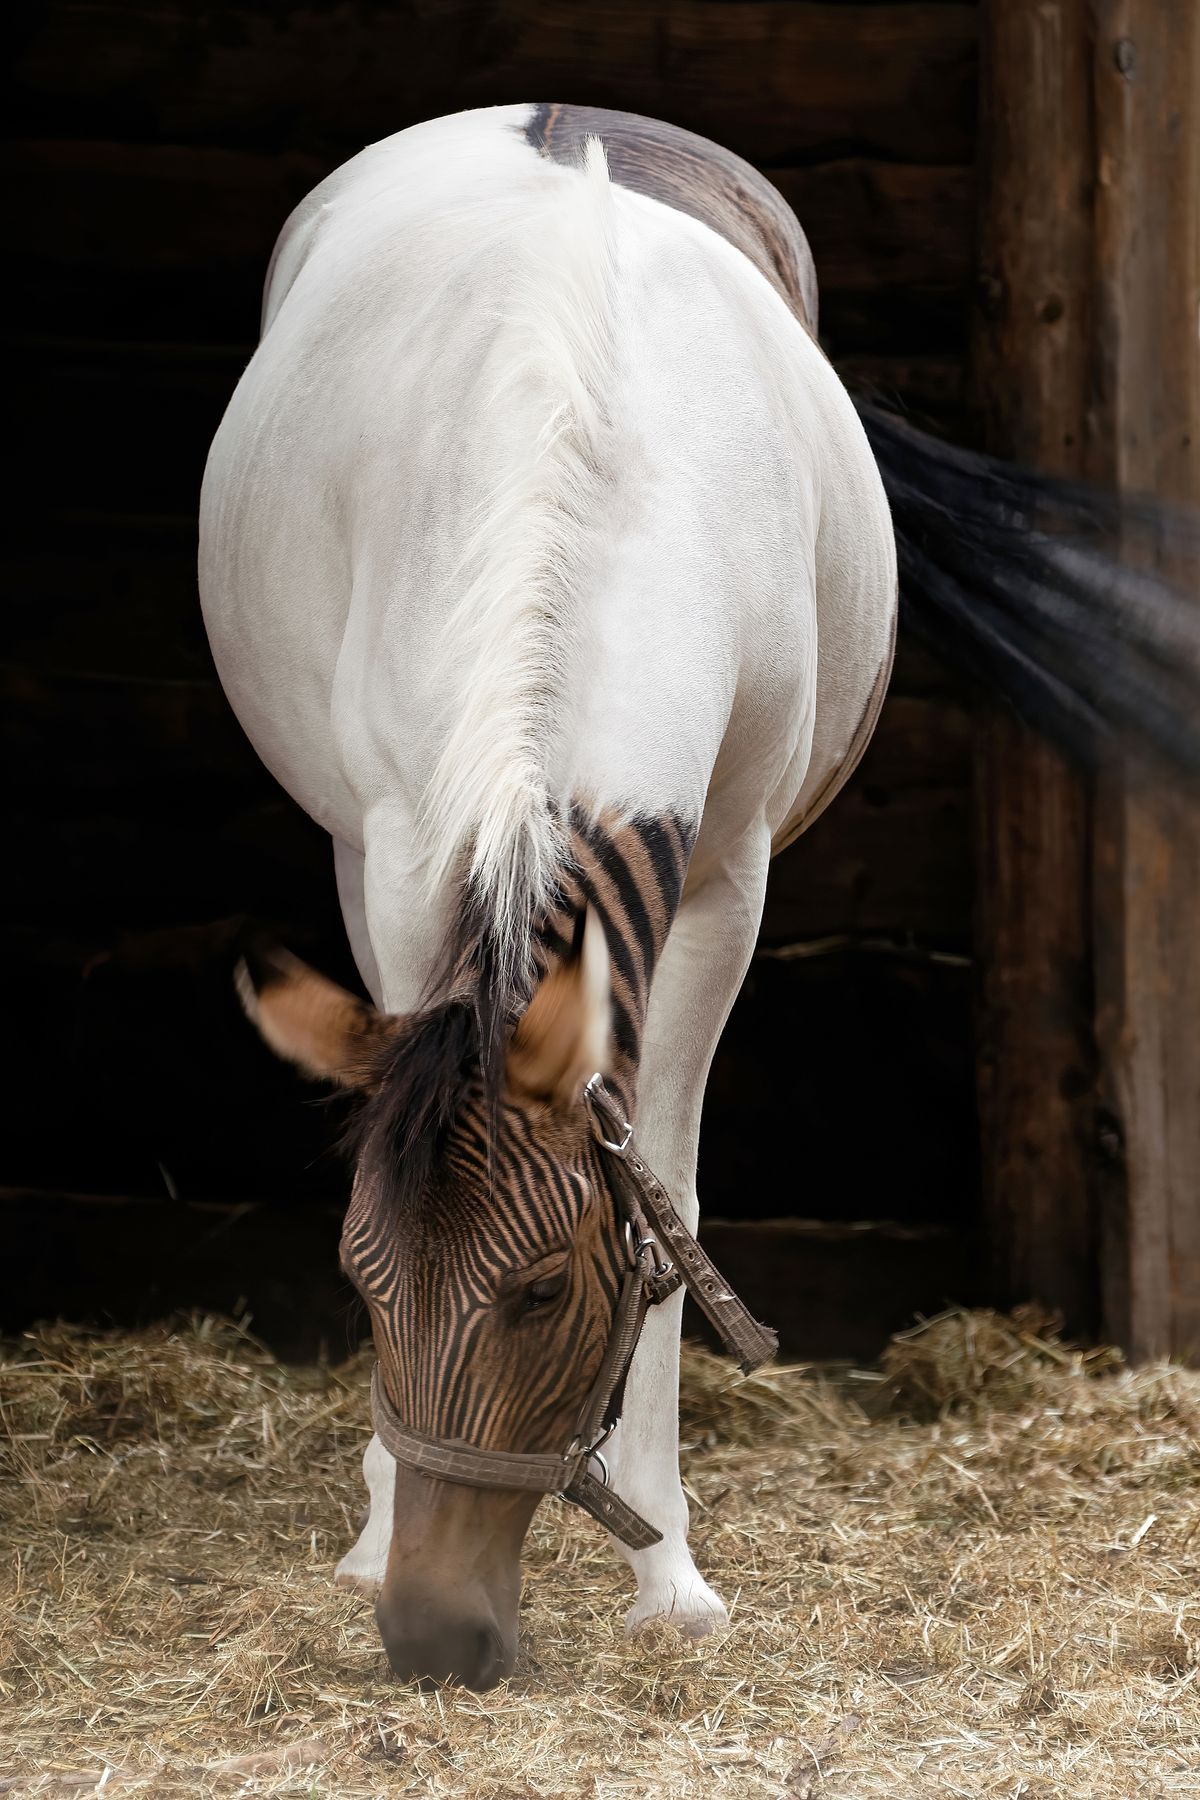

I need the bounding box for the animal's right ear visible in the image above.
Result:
[506,905,613,1108]
[235,946,399,1089]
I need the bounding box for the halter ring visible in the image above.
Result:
[564,1422,615,1491]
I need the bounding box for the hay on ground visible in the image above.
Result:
[1,1308,1198,1797]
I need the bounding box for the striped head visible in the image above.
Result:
[237,814,691,1687]
[239,907,634,1689]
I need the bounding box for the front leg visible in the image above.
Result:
[334,1433,393,1597]
[602,823,771,1636]
[605,1276,730,1636]
[334,822,772,1635]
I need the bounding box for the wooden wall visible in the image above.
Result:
[971,0,1200,1360]
[1,2,981,1353]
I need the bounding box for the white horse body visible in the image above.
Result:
[200,104,895,1632]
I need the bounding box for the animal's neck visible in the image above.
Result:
[536,805,695,1119]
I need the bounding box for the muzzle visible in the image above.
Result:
[368,1074,778,1549]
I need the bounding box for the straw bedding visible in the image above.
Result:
[1,1308,1198,1797]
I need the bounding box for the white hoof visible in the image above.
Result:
[625,1569,729,1641]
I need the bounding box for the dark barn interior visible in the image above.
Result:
[0,0,1066,1362]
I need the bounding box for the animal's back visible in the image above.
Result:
[199,106,893,949]
[504,102,894,847]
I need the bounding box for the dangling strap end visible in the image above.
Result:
[562,1467,663,1549]
[734,1321,780,1377]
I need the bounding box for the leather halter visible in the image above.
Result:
[369,1074,779,1549]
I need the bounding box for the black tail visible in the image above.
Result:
[855,400,1200,777]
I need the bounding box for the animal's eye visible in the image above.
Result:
[524,1270,568,1311]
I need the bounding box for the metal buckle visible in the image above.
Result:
[563,1424,614,1492]
[584,1073,633,1154]
[636,1235,670,1272]
[629,1232,675,1285]
[584,1422,615,1486]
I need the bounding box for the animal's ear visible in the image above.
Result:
[507,906,612,1107]
[235,946,397,1088]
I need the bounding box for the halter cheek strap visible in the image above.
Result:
[368,1075,778,1550]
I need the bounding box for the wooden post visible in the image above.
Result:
[1089,0,1200,1359]
[973,1,1200,1357]
[972,0,1099,1334]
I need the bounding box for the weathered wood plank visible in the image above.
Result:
[0,908,356,1207]
[5,490,971,694]
[764,694,972,943]
[1095,790,1200,1360]
[0,1187,973,1362]
[697,1220,975,1361]
[6,666,966,789]
[835,352,965,420]
[763,790,970,942]
[973,0,1200,1361]
[5,141,973,354]
[3,653,973,944]
[1089,0,1200,1361]
[4,529,214,679]
[6,141,326,275]
[8,334,242,522]
[708,942,977,1233]
[4,140,323,342]
[970,0,1100,1336]
[1,894,975,1244]
[9,341,969,536]
[973,716,1096,1327]
[8,331,966,531]
[7,144,974,288]
[6,801,332,934]
[9,3,978,164]
[5,142,974,523]
[2,669,335,936]
[7,777,968,939]
[1,664,267,792]
[773,160,972,297]
[887,633,974,700]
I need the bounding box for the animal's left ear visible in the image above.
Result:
[235,945,399,1088]
[507,906,612,1107]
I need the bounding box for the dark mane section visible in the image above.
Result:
[346,899,525,1217]
[347,998,478,1212]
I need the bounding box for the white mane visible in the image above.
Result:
[419,137,618,986]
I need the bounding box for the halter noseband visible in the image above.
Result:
[368,1074,779,1549]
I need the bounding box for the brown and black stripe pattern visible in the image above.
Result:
[535,805,694,1119]
[345,1089,626,1449]
[341,808,694,1453]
